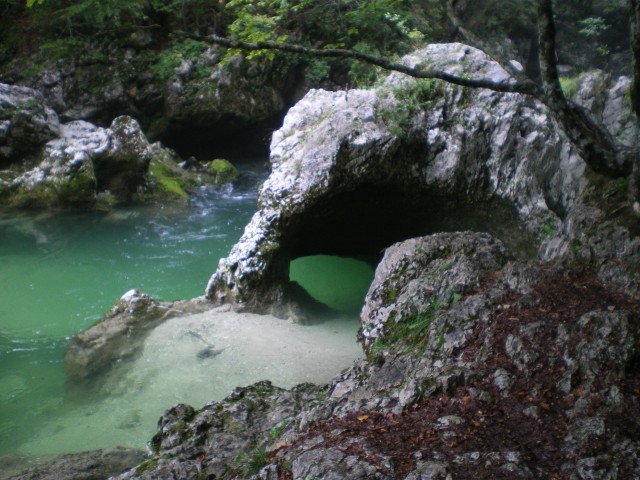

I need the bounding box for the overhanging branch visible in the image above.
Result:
[194,33,539,95]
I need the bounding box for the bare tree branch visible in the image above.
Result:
[195,33,539,95]
[181,0,640,198]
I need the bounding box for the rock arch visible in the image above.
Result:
[205,45,636,319]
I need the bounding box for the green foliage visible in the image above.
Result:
[234,443,269,476]
[578,17,610,56]
[223,0,443,84]
[19,0,213,41]
[57,0,147,31]
[378,79,439,136]
[305,58,330,84]
[578,17,610,38]
[559,75,580,99]
[269,419,290,440]
[39,38,85,60]
[460,0,535,44]
[150,38,208,81]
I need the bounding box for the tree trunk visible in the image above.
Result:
[630,0,640,117]
[536,0,565,107]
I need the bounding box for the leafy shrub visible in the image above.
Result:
[378,79,439,136]
[150,38,208,81]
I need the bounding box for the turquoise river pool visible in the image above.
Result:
[0,158,373,464]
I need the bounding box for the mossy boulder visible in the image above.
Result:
[209,158,239,185]
[145,146,191,203]
[0,115,201,209]
[5,147,98,209]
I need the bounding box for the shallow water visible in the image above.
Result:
[0,159,372,459]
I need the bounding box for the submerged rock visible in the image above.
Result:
[64,289,171,380]
[4,447,146,480]
[64,292,213,381]
[209,158,239,185]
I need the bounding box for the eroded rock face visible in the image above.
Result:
[205,43,639,315]
[359,232,512,351]
[0,83,61,165]
[4,43,293,148]
[115,381,325,480]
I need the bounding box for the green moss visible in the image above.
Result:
[232,442,269,477]
[560,75,581,100]
[368,291,462,359]
[135,458,159,476]
[270,419,290,440]
[150,39,208,81]
[148,159,189,203]
[209,159,239,184]
[10,184,57,209]
[55,173,97,208]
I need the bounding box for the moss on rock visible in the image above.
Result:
[148,159,190,203]
[209,158,239,185]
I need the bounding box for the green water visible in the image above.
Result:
[0,160,373,460]
[0,163,255,455]
[290,255,374,314]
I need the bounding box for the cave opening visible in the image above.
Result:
[155,113,285,162]
[282,184,537,316]
[284,185,537,266]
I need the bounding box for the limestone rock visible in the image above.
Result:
[206,43,640,316]
[0,82,61,164]
[2,115,186,208]
[5,43,292,145]
[115,381,325,480]
[205,43,585,314]
[359,232,512,351]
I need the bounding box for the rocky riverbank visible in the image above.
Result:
[0,82,242,209]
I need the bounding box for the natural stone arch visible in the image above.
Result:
[205,47,637,319]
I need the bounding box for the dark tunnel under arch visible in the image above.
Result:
[280,184,537,314]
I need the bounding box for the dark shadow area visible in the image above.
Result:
[157,113,285,161]
[284,185,537,267]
